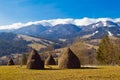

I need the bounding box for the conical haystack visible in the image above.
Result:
[27,49,44,69]
[58,48,80,69]
[45,54,56,65]
[7,58,15,65]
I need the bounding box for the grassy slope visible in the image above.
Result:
[28,43,46,51]
[0,66,120,80]
[18,34,53,50]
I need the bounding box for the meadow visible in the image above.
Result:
[0,65,120,80]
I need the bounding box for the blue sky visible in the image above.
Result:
[0,0,120,25]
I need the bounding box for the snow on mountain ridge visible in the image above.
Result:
[108,31,113,36]
[92,31,99,36]
[91,20,119,28]
[0,17,120,30]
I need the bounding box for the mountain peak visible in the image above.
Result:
[91,20,119,28]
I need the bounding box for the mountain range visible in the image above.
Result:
[0,18,120,57]
[0,18,120,41]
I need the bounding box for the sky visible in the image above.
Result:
[0,0,120,25]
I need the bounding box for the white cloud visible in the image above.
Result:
[114,18,120,22]
[0,23,24,30]
[74,17,97,26]
[97,18,113,22]
[39,18,74,26]
[0,17,120,30]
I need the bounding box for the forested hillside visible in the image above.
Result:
[0,32,31,56]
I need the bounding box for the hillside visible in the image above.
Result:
[18,34,54,50]
[39,24,81,40]
[0,32,56,57]
[14,24,50,36]
[0,32,31,56]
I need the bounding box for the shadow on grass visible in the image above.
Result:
[44,68,61,70]
[44,67,101,70]
[25,65,102,70]
[25,68,61,70]
[25,67,101,70]
[80,67,101,69]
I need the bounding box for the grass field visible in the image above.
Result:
[0,65,120,80]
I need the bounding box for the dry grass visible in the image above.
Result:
[28,43,46,51]
[0,66,120,80]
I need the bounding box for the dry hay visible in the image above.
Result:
[27,49,44,69]
[58,48,80,69]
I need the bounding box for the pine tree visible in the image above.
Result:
[97,35,116,65]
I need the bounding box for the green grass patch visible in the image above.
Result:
[0,65,120,80]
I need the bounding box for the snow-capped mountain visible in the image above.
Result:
[0,18,120,41]
[91,21,119,28]
[80,21,120,39]
[1,17,120,30]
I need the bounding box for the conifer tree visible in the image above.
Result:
[97,35,116,64]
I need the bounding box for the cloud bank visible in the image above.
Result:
[0,17,120,30]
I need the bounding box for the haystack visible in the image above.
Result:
[27,49,44,69]
[58,48,80,69]
[7,58,15,65]
[45,54,56,65]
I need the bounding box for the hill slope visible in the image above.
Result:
[0,32,56,56]
[0,32,30,56]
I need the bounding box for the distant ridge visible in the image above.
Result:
[0,17,120,30]
[0,18,120,41]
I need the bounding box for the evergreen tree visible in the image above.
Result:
[97,35,116,65]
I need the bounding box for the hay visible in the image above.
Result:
[58,48,80,69]
[7,58,15,65]
[45,54,56,65]
[27,49,44,69]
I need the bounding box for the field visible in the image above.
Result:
[0,66,120,80]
